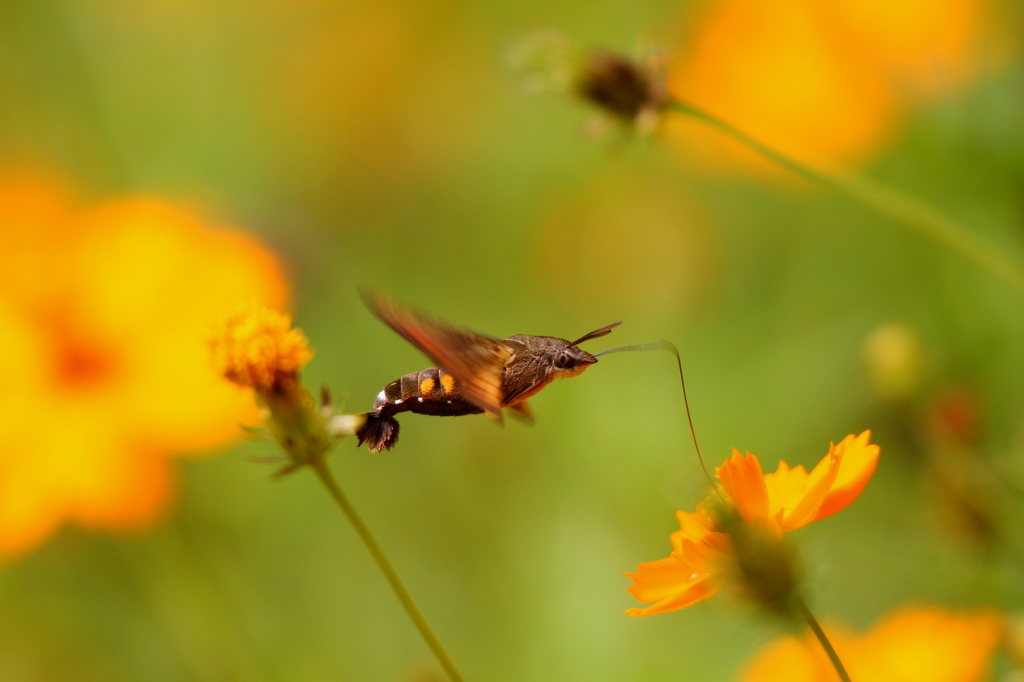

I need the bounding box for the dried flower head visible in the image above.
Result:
[576,49,669,128]
[626,432,879,616]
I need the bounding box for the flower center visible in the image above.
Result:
[38,306,120,391]
[54,336,117,389]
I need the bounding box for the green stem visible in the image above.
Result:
[669,100,1024,295]
[794,595,852,682]
[309,457,466,682]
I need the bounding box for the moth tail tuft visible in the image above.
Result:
[356,413,400,452]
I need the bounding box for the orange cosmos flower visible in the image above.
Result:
[667,0,991,173]
[626,431,879,616]
[739,604,1004,682]
[0,176,287,556]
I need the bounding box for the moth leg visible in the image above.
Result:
[507,400,534,424]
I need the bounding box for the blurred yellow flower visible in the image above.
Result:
[0,176,288,556]
[667,0,991,173]
[626,432,879,616]
[739,604,1004,682]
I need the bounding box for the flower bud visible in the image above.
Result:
[863,323,925,402]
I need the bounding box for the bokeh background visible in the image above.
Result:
[2,0,1024,679]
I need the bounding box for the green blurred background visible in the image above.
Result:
[2,0,1024,679]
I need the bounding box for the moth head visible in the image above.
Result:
[551,344,598,377]
[551,319,619,377]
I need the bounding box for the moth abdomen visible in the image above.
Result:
[356,413,400,452]
[365,366,482,432]
[408,367,483,417]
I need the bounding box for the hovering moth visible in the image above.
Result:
[356,291,619,452]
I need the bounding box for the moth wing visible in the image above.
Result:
[362,291,510,415]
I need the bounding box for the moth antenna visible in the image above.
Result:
[572,320,621,346]
[594,341,718,494]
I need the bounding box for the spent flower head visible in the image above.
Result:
[576,49,670,132]
[626,431,879,615]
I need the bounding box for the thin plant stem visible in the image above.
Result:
[794,595,853,682]
[669,100,1024,295]
[309,457,466,682]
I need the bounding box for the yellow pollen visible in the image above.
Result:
[420,377,436,395]
[440,374,455,394]
[209,301,313,391]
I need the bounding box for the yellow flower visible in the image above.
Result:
[739,605,1004,682]
[0,175,287,556]
[209,302,362,473]
[626,431,879,616]
[666,0,991,173]
[210,303,313,393]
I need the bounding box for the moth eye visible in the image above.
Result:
[554,352,573,369]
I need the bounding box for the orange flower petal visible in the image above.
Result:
[716,449,770,524]
[815,431,880,521]
[764,460,810,520]
[625,554,704,605]
[666,0,901,174]
[626,512,729,616]
[671,510,716,551]
[777,447,841,531]
[855,605,1004,682]
[625,571,725,617]
[631,513,723,601]
[737,631,831,682]
[738,604,1004,682]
